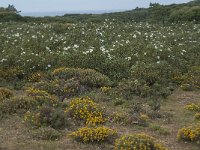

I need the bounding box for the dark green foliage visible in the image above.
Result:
[0,5,22,22]
[1,1,200,23]
[0,12,22,22]
[149,3,171,24]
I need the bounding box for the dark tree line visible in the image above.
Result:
[0,4,22,22]
[0,1,200,23]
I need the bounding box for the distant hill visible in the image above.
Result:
[62,0,200,24]
[0,0,200,23]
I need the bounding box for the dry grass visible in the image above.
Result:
[0,89,200,150]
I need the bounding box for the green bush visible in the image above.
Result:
[52,67,112,88]
[117,79,151,99]
[149,125,170,135]
[24,105,68,129]
[31,127,62,140]
[0,12,23,22]
[148,98,162,111]
[118,79,172,99]
[182,66,200,90]
[194,113,200,121]
[131,61,173,86]
[31,78,81,100]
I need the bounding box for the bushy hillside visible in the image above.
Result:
[0,1,200,150]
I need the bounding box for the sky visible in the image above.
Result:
[0,0,192,12]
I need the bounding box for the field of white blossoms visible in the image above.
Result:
[0,21,199,80]
[0,20,200,150]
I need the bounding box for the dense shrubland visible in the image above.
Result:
[0,1,200,150]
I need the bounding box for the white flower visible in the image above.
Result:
[0,58,7,62]
[14,33,20,37]
[74,44,79,48]
[47,64,51,68]
[182,50,186,52]
[126,57,132,61]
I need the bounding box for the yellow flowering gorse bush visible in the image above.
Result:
[115,134,168,150]
[69,126,117,143]
[184,103,200,112]
[177,125,200,144]
[68,97,106,126]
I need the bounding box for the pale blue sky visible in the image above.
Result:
[0,0,192,12]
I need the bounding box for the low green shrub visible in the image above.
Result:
[24,105,68,129]
[117,79,151,99]
[149,125,170,135]
[117,79,172,100]
[175,66,200,90]
[194,113,200,121]
[31,78,81,100]
[52,67,112,88]
[131,61,173,86]
[31,127,62,140]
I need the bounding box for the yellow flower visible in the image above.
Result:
[68,97,106,125]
